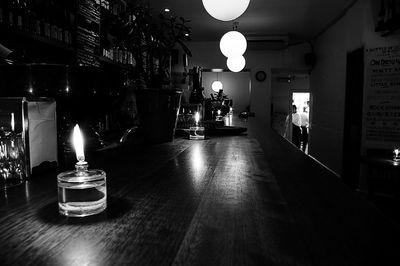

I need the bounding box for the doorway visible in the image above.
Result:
[292,92,310,154]
[270,69,311,153]
[202,69,251,115]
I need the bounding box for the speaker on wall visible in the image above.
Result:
[304,53,316,66]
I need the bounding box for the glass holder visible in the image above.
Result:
[189,126,205,140]
[57,161,107,217]
[0,132,25,189]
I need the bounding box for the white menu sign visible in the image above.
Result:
[363,45,400,147]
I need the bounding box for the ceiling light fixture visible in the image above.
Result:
[220,30,247,58]
[202,0,250,21]
[212,72,223,92]
[164,8,170,12]
[212,81,223,92]
[227,55,246,72]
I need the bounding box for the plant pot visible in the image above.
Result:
[134,89,182,144]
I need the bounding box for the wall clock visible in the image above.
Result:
[255,71,266,82]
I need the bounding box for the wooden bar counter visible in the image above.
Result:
[0,118,399,265]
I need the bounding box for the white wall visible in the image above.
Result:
[187,42,284,125]
[202,71,250,113]
[310,0,400,174]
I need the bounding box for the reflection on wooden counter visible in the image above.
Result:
[0,123,399,265]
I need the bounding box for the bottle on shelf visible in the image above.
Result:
[111,0,118,16]
[128,51,134,66]
[7,0,16,28]
[101,0,110,11]
[23,0,34,32]
[21,0,31,32]
[118,48,123,64]
[31,0,43,36]
[43,17,50,38]
[15,0,23,30]
[141,32,147,75]
[67,2,75,45]
[0,0,5,24]
[119,42,126,64]
[56,1,65,42]
[49,1,58,41]
[62,6,71,44]
[32,12,40,35]
[57,20,63,42]
[112,43,118,62]
[42,0,51,39]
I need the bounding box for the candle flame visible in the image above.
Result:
[395,148,399,156]
[217,110,221,115]
[11,113,14,131]
[73,124,85,162]
[195,112,200,124]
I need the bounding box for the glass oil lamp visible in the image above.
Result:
[189,112,205,140]
[216,109,223,121]
[393,148,400,162]
[57,125,107,217]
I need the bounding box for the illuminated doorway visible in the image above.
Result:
[292,92,310,153]
[271,70,311,153]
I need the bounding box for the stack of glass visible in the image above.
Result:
[0,129,25,189]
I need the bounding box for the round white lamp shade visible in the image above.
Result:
[202,0,250,21]
[220,31,247,58]
[212,80,223,92]
[227,56,246,72]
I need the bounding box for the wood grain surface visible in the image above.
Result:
[0,121,399,266]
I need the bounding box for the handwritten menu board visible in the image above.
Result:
[77,0,100,67]
[363,45,400,147]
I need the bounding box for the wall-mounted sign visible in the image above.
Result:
[363,45,400,147]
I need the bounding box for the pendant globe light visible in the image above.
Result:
[202,0,250,21]
[227,55,246,72]
[212,80,223,92]
[220,30,247,58]
[212,72,223,92]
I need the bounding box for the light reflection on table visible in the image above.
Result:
[61,239,97,266]
[190,143,206,192]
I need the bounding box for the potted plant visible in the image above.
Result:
[123,4,192,143]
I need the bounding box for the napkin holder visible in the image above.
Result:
[0,97,57,178]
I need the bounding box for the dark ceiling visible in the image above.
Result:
[146,0,357,43]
